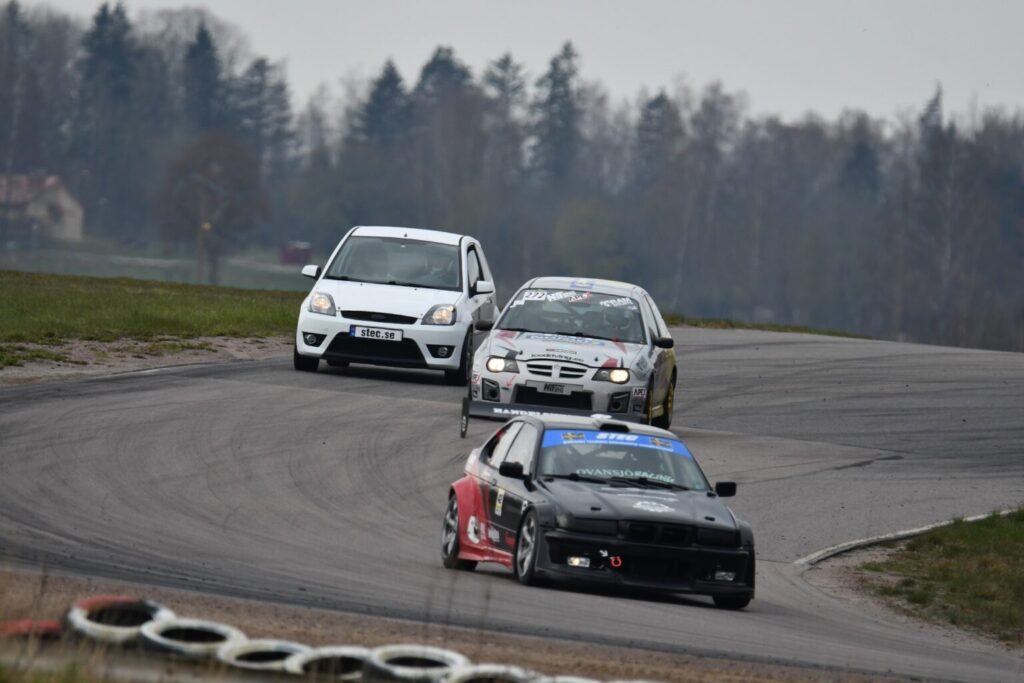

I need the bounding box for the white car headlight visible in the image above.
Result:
[594,368,630,384]
[423,304,456,325]
[309,292,336,316]
[486,356,519,373]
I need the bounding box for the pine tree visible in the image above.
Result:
[632,91,683,189]
[352,60,411,147]
[414,46,471,112]
[530,42,580,185]
[183,23,224,133]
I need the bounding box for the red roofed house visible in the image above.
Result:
[0,174,83,244]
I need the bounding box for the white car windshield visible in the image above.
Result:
[497,289,646,344]
[539,429,708,491]
[324,236,461,291]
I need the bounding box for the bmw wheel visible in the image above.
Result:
[441,496,476,571]
[514,510,541,585]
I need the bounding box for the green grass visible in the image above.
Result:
[862,509,1024,644]
[664,313,867,339]
[0,270,301,367]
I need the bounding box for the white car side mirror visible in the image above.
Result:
[301,264,321,279]
[474,280,495,295]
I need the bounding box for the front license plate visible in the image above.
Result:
[350,325,402,342]
[540,382,570,395]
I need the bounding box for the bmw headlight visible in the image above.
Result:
[309,292,336,316]
[593,368,630,384]
[486,356,519,373]
[423,304,456,325]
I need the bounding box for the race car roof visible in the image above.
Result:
[521,413,678,440]
[526,276,643,298]
[352,225,465,246]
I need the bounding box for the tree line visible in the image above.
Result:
[1,1,1022,351]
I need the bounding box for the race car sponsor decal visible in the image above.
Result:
[522,333,608,347]
[541,430,692,457]
[567,291,592,303]
[487,525,500,542]
[561,432,585,442]
[632,500,674,513]
[576,467,675,483]
[530,353,579,363]
[495,489,505,516]
[631,386,648,401]
[598,296,638,309]
[569,279,594,289]
[467,515,482,544]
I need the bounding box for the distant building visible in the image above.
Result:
[0,174,84,244]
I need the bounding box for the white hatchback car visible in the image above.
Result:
[294,226,499,384]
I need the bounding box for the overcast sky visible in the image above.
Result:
[42,0,1024,121]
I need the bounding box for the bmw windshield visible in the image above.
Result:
[497,289,646,344]
[538,429,709,491]
[324,236,462,291]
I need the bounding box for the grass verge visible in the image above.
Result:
[859,508,1024,645]
[0,270,301,368]
[665,313,867,339]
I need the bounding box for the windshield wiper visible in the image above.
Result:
[496,326,535,333]
[553,330,624,343]
[608,476,690,491]
[324,275,365,282]
[385,280,426,288]
[544,473,609,485]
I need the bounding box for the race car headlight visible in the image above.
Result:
[423,304,456,325]
[593,368,630,384]
[309,292,336,316]
[486,356,519,373]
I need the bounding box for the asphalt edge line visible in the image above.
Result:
[794,508,1018,566]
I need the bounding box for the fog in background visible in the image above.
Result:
[1,1,1022,351]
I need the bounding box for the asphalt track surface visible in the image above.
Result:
[1,328,1022,681]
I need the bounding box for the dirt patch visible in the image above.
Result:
[0,569,909,683]
[804,544,1020,657]
[0,336,292,386]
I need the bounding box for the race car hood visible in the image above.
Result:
[312,279,460,320]
[542,480,738,534]
[481,330,648,370]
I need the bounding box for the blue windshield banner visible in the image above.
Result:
[541,429,692,458]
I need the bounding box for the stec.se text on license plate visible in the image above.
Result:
[350,325,402,342]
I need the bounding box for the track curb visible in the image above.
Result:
[793,508,1018,566]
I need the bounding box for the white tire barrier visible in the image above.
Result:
[284,645,371,679]
[139,617,246,658]
[66,595,175,645]
[217,638,311,671]
[443,664,537,682]
[364,644,469,681]
[535,678,602,683]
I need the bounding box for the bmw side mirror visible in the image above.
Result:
[301,264,321,279]
[474,280,495,295]
[499,461,525,479]
[714,481,737,497]
[654,336,674,349]
[475,319,494,332]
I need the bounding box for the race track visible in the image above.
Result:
[1,328,1022,681]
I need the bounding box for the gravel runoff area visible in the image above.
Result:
[0,336,293,385]
[0,569,911,683]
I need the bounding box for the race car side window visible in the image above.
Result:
[638,296,660,343]
[503,423,539,473]
[643,294,671,339]
[485,422,523,467]
[466,247,482,289]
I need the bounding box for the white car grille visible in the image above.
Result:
[526,362,588,379]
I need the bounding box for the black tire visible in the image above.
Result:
[513,510,541,585]
[652,372,676,429]
[294,345,319,372]
[713,593,752,610]
[441,496,476,571]
[444,330,473,385]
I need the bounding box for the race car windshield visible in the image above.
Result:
[497,289,646,344]
[323,236,461,291]
[538,430,708,491]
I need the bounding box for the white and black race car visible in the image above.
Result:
[463,277,677,432]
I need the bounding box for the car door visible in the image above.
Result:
[465,243,497,323]
[480,421,522,553]
[487,422,539,554]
